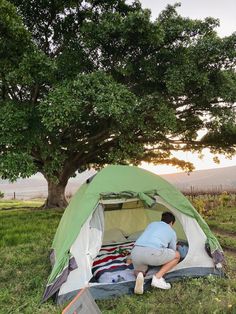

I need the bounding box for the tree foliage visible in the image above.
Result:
[0,0,236,207]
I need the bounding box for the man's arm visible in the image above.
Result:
[169,233,177,251]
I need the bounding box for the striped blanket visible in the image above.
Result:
[92,241,135,280]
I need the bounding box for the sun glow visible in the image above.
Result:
[140,149,236,175]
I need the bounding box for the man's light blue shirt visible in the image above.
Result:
[135,221,177,250]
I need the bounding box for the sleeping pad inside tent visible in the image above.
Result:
[42,165,224,304]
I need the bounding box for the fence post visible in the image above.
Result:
[190,186,194,200]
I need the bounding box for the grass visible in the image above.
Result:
[204,205,236,252]
[206,206,236,235]
[214,234,236,251]
[0,199,44,210]
[0,206,63,314]
[0,202,236,313]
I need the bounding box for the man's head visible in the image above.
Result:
[161,211,175,225]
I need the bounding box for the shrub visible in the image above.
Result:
[191,197,214,218]
[219,192,232,208]
[192,198,207,216]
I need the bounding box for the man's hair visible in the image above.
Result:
[161,211,175,224]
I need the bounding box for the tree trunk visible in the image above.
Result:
[44,180,68,209]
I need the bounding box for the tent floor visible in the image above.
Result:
[57,267,224,305]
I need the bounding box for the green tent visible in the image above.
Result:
[43,165,224,303]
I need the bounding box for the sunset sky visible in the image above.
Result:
[138,0,236,174]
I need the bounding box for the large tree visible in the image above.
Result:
[0,1,236,207]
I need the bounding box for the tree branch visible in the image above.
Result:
[31,84,40,103]
[60,130,113,181]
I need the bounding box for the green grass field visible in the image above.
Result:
[0,200,236,313]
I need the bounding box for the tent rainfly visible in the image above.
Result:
[42,165,224,304]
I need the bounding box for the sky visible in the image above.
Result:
[134,0,236,174]
[139,0,236,37]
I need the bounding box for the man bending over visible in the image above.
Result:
[131,211,180,294]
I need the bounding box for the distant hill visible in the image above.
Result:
[162,166,236,191]
[1,166,236,199]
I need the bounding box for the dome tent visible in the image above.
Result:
[42,165,224,304]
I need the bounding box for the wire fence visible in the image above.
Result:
[0,187,77,200]
[1,185,236,201]
[182,185,236,198]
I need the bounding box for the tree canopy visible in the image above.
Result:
[1,0,236,207]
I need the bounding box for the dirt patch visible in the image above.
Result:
[211,227,236,239]
[224,248,236,256]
